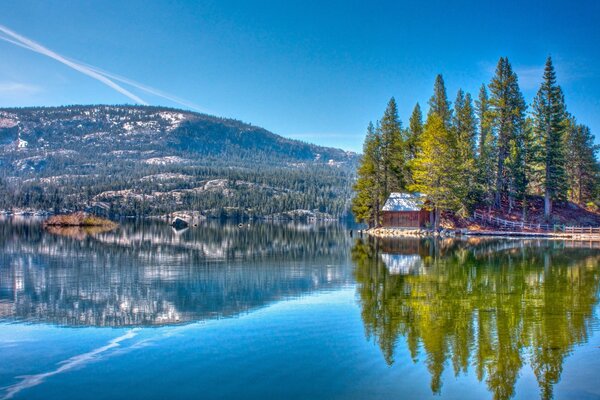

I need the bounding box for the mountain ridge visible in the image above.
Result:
[0,105,357,218]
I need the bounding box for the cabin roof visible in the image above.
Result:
[382,192,425,212]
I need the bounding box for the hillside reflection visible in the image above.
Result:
[352,237,600,400]
[0,219,352,327]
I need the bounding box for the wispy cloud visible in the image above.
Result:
[480,58,591,91]
[0,24,207,112]
[0,81,41,96]
[287,132,359,140]
[513,66,545,90]
[81,63,209,113]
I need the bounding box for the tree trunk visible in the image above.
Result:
[578,169,583,204]
[434,208,441,231]
[544,191,552,218]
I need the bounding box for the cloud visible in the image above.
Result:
[480,58,589,91]
[0,81,41,96]
[287,132,359,139]
[513,66,545,90]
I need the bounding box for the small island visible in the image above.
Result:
[43,212,118,229]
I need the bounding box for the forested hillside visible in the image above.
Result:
[353,56,600,228]
[0,105,357,218]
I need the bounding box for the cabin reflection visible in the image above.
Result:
[378,238,434,275]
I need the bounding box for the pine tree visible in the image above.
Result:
[489,57,527,210]
[522,117,542,219]
[563,118,599,205]
[532,56,568,218]
[428,75,452,128]
[379,97,406,196]
[406,102,423,161]
[524,116,546,198]
[475,84,496,210]
[452,89,477,214]
[352,122,383,227]
[410,113,460,229]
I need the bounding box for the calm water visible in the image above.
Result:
[1,219,600,399]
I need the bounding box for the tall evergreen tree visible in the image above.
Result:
[352,122,383,227]
[428,75,452,128]
[532,56,568,218]
[475,84,496,210]
[379,97,406,196]
[488,57,527,210]
[522,116,543,219]
[452,89,477,213]
[563,118,599,205]
[407,102,424,161]
[410,114,460,229]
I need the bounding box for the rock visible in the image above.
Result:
[172,217,189,230]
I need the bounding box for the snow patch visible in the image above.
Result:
[0,117,18,128]
[143,156,187,165]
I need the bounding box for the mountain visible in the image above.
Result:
[0,105,357,218]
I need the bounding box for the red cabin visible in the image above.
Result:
[381,192,431,228]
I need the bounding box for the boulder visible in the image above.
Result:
[172,217,189,230]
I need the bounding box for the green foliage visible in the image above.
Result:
[475,84,497,209]
[380,98,407,194]
[563,118,600,204]
[452,89,477,213]
[352,122,383,227]
[409,114,461,223]
[353,56,599,224]
[488,57,527,210]
[407,102,423,160]
[532,57,568,217]
[428,75,452,128]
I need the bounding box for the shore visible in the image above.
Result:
[365,227,600,241]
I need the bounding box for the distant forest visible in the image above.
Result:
[353,57,599,228]
[0,105,356,218]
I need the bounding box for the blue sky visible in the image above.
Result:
[0,0,599,151]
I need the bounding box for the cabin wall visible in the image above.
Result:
[418,210,432,227]
[382,211,422,228]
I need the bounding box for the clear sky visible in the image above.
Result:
[1,0,598,151]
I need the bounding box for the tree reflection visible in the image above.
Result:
[352,237,600,399]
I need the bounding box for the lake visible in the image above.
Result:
[1,219,600,399]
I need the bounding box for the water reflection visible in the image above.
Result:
[0,219,352,327]
[352,237,600,400]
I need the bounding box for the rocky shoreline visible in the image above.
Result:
[365,227,600,241]
[366,227,457,238]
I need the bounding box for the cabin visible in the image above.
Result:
[381,192,431,228]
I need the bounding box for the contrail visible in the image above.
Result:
[0,31,209,113]
[0,24,147,104]
[82,64,209,113]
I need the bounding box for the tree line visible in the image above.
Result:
[352,57,600,228]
